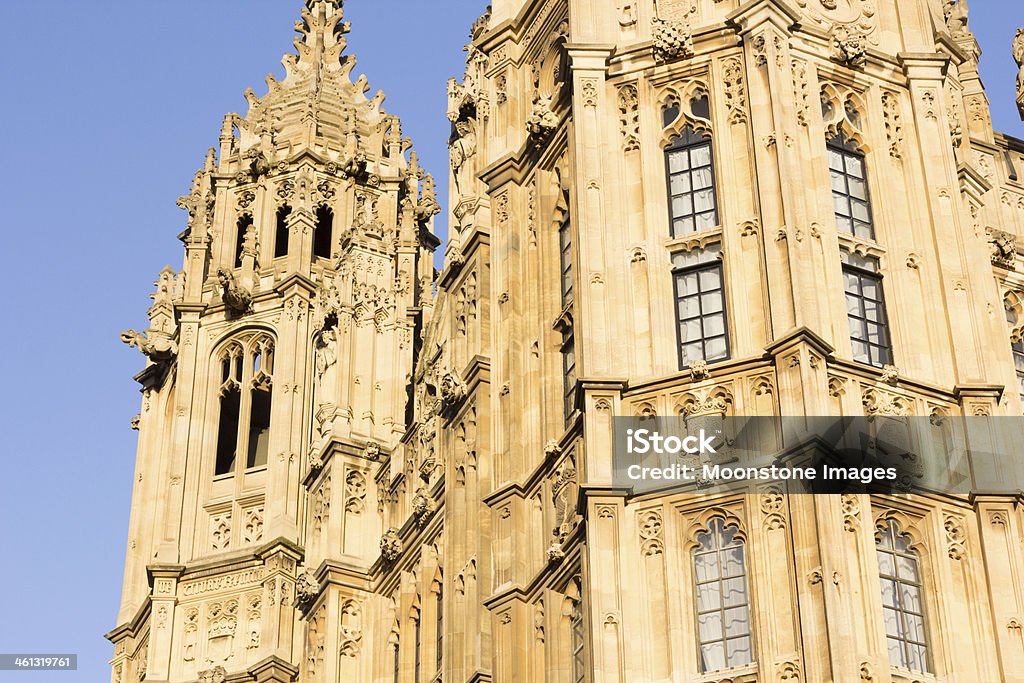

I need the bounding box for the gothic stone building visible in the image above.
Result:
[109,1,1024,682]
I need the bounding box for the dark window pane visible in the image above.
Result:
[246,387,272,469]
[215,388,241,475]
[313,206,333,259]
[275,206,291,258]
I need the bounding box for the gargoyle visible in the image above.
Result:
[217,269,252,314]
[120,330,177,363]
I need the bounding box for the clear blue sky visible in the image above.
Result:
[0,2,1020,681]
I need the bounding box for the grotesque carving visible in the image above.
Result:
[412,487,436,526]
[217,269,252,314]
[120,327,179,365]
[197,667,227,683]
[551,456,579,543]
[989,227,1019,267]
[380,528,403,562]
[294,570,320,610]
[526,96,559,145]
[831,25,867,67]
[439,372,468,413]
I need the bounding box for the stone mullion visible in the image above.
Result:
[587,500,623,683]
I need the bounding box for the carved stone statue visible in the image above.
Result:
[450,118,478,193]
[1014,28,1024,120]
[944,0,970,38]
[217,269,252,314]
[119,330,178,363]
[314,327,338,407]
[294,571,320,610]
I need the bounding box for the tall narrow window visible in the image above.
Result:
[314,205,334,259]
[213,334,275,477]
[876,520,930,673]
[274,205,291,258]
[393,642,400,683]
[694,518,753,672]
[673,245,729,367]
[666,126,718,237]
[559,216,574,305]
[235,214,254,267]
[1012,338,1024,404]
[562,334,576,423]
[435,588,443,673]
[829,134,875,240]
[215,344,243,475]
[842,251,893,367]
[570,598,586,683]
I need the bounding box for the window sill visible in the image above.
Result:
[694,663,757,683]
[890,667,937,683]
[665,227,723,253]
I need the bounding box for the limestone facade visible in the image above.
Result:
[110,1,1024,682]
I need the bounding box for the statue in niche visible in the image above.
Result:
[315,327,339,410]
[449,118,477,195]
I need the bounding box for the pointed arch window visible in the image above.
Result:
[666,126,718,237]
[694,518,753,672]
[314,205,334,260]
[235,214,254,267]
[274,205,291,258]
[876,520,930,673]
[829,133,875,240]
[673,245,730,367]
[213,334,275,477]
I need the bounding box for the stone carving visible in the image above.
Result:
[761,487,786,531]
[639,509,665,556]
[527,96,559,144]
[206,600,238,664]
[294,570,320,610]
[830,25,867,67]
[198,667,227,683]
[944,0,970,38]
[618,85,640,152]
[380,528,403,562]
[119,329,178,363]
[688,360,710,381]
[943,513,967,560]
[210,512,231,551]
[651,10,693,63]
[841,494,861,531]
[339,600,363,657]
[880,365,901,386]
[183,608,199,662]
[1015,29,1024,120]
[792,59,809,126]
[246,594,261,650]
[551,456,579,543]
[881,91,903,158]
[439,372,468,413]
[216,269,252,314]
[988,228,1019,267]
[243,506,264,545]
[345,471,366,514]
[722,57,747,124]
[412,487,436,526]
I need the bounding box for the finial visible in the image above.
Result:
[1014,28,1024,121]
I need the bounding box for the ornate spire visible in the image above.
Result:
[1015,28,1024,121]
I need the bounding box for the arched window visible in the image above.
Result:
[876,520,930,673]
[235,214,254,267]
[274,205,291,258]
[314,205,334,259]
[213,333,275,477]
[435,585,444,673]
[694,518,753,672]
[665,126,718,237]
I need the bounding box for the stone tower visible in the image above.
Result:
[108,1,439,681]
[112,1,1024,682]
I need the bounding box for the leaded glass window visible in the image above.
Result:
[829,135,875,240]
[842,251,893,368]
[562,334,577,423]
[876,520,930,673]
[666,127,718,237]
[571,599,586,683]
[673,246,729,367]
[694,518,753,672]
[559,216,574,306]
